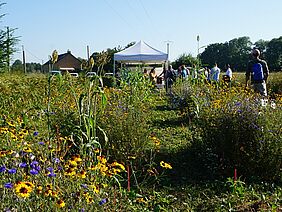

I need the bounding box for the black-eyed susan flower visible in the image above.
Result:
[77,170,87,179]
[64,168,76,176]
[56,199,65,208]
[71,155,82,163]
[160,161,172,169]
[97,156,107,164]
[89,184,99,194]
[7,120,16,127]
[85,193,94,204]
[15,181,33,198]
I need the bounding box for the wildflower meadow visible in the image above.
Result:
[0,71,281,211]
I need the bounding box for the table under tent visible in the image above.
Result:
[113,40,168,77]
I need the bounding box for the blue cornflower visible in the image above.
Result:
[4,182,13,189]
[0,166,6,173]
[8,168,17,174]
[52,158,60,163]
[33,131,39,136]
[47,172,56,177]
[30,161,39,166]
[30,169,39,175]
[38,142,45,145]
[99,198,107,205]
[46,167,54,172]
[19,162,27,168]
[30,161,41,171]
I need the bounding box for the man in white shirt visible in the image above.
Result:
[223,64,232,82]
[209,63,221,82]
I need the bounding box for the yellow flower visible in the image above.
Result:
[77,170,87,179]
[23,147,32,153]
[20,129,29,135]
[71,155,82,162]
[56,199,65,208]
[15,182,33,198]
[85,193,94,204]
[160,161,172,169]
[136,197,146,203]
[68,160,78,167]
[89,185,99,194]
[64,168,76,176]
[36,185,43,194]
[97,156,107,164]
[7,120,16,127]
[111,162,125,171]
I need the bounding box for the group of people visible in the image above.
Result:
[143,48,269,97]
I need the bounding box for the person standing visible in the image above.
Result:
[223,64,232,83]
[209,63,221,82]
[245,49,269,96]
[149,67,157,84]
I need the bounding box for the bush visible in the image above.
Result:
[192,84,282,180]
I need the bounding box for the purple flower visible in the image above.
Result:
[19,162,27,168]
[235,102,242,107]
[52,158,60,163]
[30,161,41,171]
[33,131,39,136]
[30,161,39,166]
[8,168,17,174]
[80,209,85,212]
[30,169,39,175]
[46,167,54,172]
[38,142,45,145]
[81,184,88,189]
[4,182,13,189]
[0,166,6,173]
[47,172,56,177]
[99,198,107,205]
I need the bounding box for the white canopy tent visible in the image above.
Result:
[113,40,168,75]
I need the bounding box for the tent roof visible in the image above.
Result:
[114,40,168,63]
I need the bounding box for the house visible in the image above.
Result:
[42,50,82,73]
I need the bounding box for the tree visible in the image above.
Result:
[11,59,23,72]
[254,39,269,59]
[265,36,282,71]
[90,42,135,73]
[172,53,199,70]
[200,36,252,71]
[0,2,19,72]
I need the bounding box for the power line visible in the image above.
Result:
[24,48,44,63]
[138,0,153,27]
[103,0,135,32]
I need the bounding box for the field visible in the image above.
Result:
[0,71,281,211]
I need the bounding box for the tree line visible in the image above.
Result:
[199,36,282,71]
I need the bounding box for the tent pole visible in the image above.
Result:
[113,60,115,76]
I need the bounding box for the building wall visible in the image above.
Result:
[55,54,81,71]
[42,53,82,73]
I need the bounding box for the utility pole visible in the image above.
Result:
[164,40,173,67]
[197,35,200,57]
[87,45,90,61]
[22,45,26,74]
[6,27,10,72]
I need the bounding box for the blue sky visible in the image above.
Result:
[3,0,282,63]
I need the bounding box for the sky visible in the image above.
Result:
[2,0,282,64]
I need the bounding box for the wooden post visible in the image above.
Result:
[22,45,26,74]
